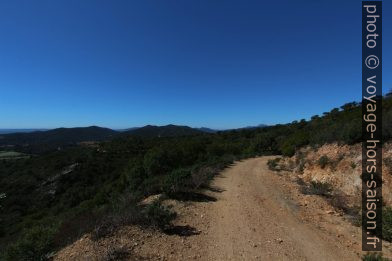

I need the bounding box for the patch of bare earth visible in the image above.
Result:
[55,156,392,260]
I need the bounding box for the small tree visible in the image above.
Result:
[318,155,329,169]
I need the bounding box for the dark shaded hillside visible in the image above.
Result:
[122,124,204,137]
[196,127,218,133]
[240,123,268,129]
[0,125,211,154]
[0,129,49,135]
[0,126,117,154]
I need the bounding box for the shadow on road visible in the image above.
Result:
[164,225,200,237]
[169,192,217,202]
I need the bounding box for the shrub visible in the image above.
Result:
[143,147,171,176]
[295,151,307,173]
[267,158,281,171]
[329,191,361,225]
[125,160,146,191]
[2,225,56,261]
[318,155,330,169]
[300,181,332,197]
[53,211,99,247]
[280,143,295,157]
[279,131,309,157]
[191,166,215,189]
[102,245,130,261]
[384,158,392,173]
[383,207,392,242]
[363,252,390,261]
[329,191,350,212]
[219,154,236,166]
[163,168,192,195]
[91,194,145,241]
[142,201,176,229]
[91,216,119,241]
[139,176,163,196]
[297,161,306,173]
[337,153,344,162]
[351,162,357,169]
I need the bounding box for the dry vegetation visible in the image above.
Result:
[271,143,392,243]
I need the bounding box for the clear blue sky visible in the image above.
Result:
[0,0,390,129]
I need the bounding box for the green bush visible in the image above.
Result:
[318,155,330,169]
[279,131,309,157]
[363,252,390,261]
[191,165,215,189]
[267,158,281,171]
[300,181,332,197]
[2,225,56,261]
[280,143,295,157]
[102,245,130,261]
[142,201,176,229]
[383,207,392,242]
[138,176,163,196]
[351,162,357,169]
[163,168,192,195]
[143,147,171,176]
[125,160,146,191]
[384,158,392,173]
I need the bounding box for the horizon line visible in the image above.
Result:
[0,123,272,131]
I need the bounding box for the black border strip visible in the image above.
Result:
[362,1,382,252]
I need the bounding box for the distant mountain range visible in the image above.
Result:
[240,124,268,129]
[196,127,218,133]
[0,126,116,145]
[0,129,49,134]
[0,124,268,153]
[122,124,204,137]
[0,124,267,135]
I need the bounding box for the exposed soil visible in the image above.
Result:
[55,157,392,260]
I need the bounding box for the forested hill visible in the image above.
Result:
[0,123,270,154]
[0,126,117,153]
[1,94,391,259]
[0,125,207,154]
[121,124,204,137]
[0,126,116,144]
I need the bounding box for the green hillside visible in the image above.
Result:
[122,124,204,137]
[0,125,209,155]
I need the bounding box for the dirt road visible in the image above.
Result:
[57,157,382,260]
[199,157,361,260]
